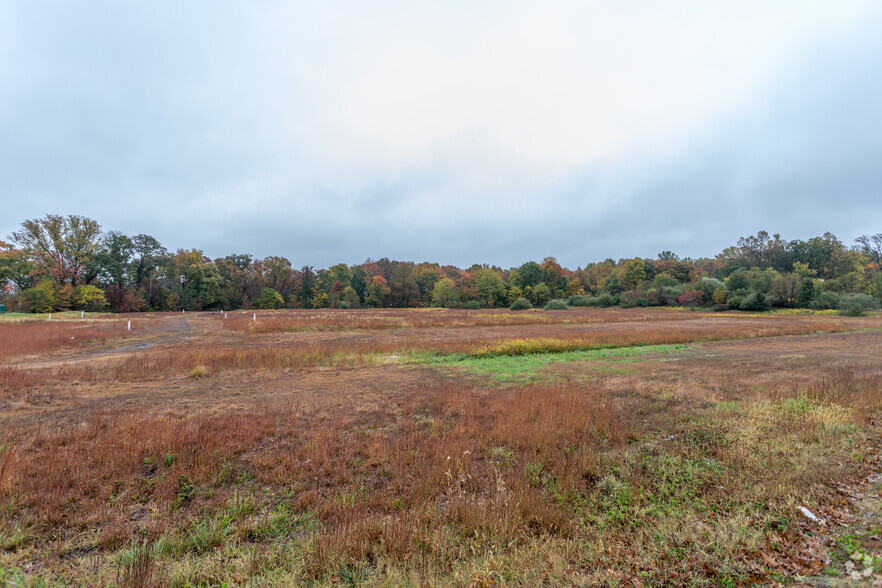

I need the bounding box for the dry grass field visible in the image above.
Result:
[1,308,882,586]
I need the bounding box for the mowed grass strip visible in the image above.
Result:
[407,343,691,383]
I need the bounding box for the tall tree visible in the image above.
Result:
[389,263,420,307]
[297,266,315,308]
[93,231,134,288]
[10,214,102,286]
[855,234,882,266]
[350,266,368,302]
[517,261,543,289]
[263,256,295,293]
[474,269,507,307]
[0,241,36,291]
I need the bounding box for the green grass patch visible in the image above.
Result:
[405,343,690,383]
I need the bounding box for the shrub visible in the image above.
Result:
[466,300,482,310]
[619,290,648,308]
[677,290,705,308]
[76,285,108,312]
[812,291,840,310]
[543,299,569,311]
[105,286,146,313]
[713,304,729,312]
[739,291,771,312]
[837,293,880,317]
[586,291,618,308]
[22,281,56,313]
[661,286,685,304]
[696,277,725,299]
[509,297,532,311]
[726,288,748,309]
[567,295,591,306]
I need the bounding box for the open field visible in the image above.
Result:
[2,308,882,586]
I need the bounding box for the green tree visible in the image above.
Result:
[790,233,850,279]
[413,264,443,305]
[342,286,360,309]
[92,231,134,288]
[350,267,368,302]
[517,261,543,289]
[184,262,224,309]
[770,273,801,307]
[255,287,284,309]
[0,241,36,291]
[23,280,57,313]
[620,259,646,291]
[797,278,817,308]
[530,282,552,306]
[602,272,622,294]
[474,269,507,307]
[130,234,167,286]
[431,277,459,308]
[329,263,352,288]
[297,266,315,308]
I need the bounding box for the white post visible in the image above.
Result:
[81,311,84,318]
[48,313,51,320]
[224,313,227,319]
[253,313,256,322]
[182,309,185,314]
[127,320,131,331]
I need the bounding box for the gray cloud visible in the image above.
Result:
[2,2,881,269]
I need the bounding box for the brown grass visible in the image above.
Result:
[0,320,132,358]
[220,307,677,333]
[2,309,881,585]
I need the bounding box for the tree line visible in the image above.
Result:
[1,215,880,315]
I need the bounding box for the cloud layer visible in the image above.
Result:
[2,1,880,267]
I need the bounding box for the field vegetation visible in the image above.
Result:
[1,307,881,586]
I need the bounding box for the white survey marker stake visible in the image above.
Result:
[128,320,131,331]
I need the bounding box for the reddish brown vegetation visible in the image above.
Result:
[220,307,681,333]
[0,320,131,358]
[2,309,881,584]
[0,382,618,563]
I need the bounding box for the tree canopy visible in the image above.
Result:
[3,218,881,316]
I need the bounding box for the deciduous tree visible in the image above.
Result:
[11,214,102,286]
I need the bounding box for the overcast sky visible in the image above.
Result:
[2,1,881,268]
